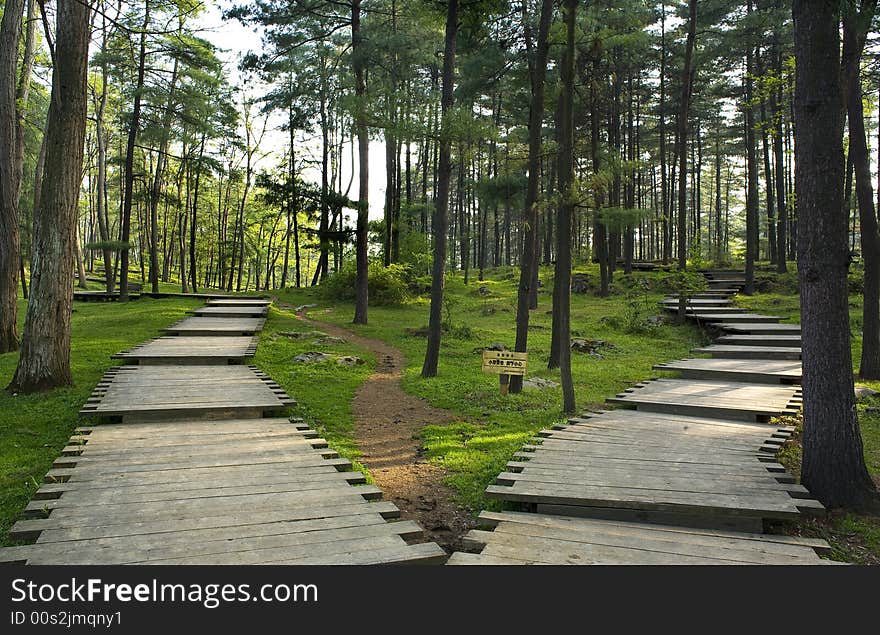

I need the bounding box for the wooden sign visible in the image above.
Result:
[482,350,528,376]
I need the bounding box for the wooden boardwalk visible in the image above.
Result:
[691,344,802,360]
[607,378,802,422]
[653,358,801,384]
[451,275,831,565]
[165,316,266,336]
[448,512,832,565]
[112,335,259,365]
[2,297,443,565]
[1,418,443,565]
[206,298,272,307]
[190,306,268,318]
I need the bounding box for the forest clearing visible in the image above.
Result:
[1,0,880,598]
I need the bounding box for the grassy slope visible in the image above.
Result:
[0,297,201,546]
[275,266,707,510]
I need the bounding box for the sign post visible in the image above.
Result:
[481,350,527,395]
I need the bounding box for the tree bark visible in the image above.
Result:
[792,0,877,508]
[421,0,459,377]
[0,0,27,353]
[9,0,90,393]
[511,0,553,394]
[552,0,577,413]
[120,1,150,300]
[352,0,370,323]
[842,2,880,379]
[676,0,697,319]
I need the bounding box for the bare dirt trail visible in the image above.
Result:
[286,304,476,552]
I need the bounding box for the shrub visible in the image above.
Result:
[320,261,412,306]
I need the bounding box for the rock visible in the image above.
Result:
[474,342,508,354]
[571,338,613,358]
[523,377,560,390]
[571,273,592,294]
[293,352,333,364]
[314,336,346,345]
[295,303,319,313]
[855,385,880,399]
[478,285,491,296]
[336,355,364,366]
[279,330,326,339]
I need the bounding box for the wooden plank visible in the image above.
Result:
[112,336,259,364]
[653,358,801,384]
[688,312,782,323]
[164,317,265,336]
[718,322,801,334]
[716,334,802,347]
[190,306,268,318]
[692,345,802,360]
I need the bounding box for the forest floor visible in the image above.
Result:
[3,265,879,562]
[290,306,477,552]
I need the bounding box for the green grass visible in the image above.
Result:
[274,265,708,510]
[252,304,375,473]
[0,297,202,546]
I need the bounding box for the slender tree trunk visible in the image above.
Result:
[421,0,459,377]
[9,0,90,393]
[772,17,788,273]
[0,0,27,353]
[744,6,759,296]
[552,0,577,413]
[511,0,553,393]
[842,2,880,379]
[120,1,150,300]
[676,0,697,320]
[352,0,370,324]
[792,0,877,509]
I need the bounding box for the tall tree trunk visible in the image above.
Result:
[792,0,876,508]
[744,4,759,296]
[120,1,150,300]
[190,133,206,294]
[352,0,369,324]
[0,0,27,353]
[9,0,90,393]
[842,1,880,379]
[676,0,697,319]
[421,0,459,377]
[552,0,577,413]
[772,15,788,273]
[511,0,553,393]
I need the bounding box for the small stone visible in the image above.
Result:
[292,352,333,364]
[855,385,880,399]
[335,355,364,366]
[295,303,319,313]
[523,377,560,390]
[314,336,346,345]
[478,285,491,296]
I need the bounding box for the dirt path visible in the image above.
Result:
[288,305,476,552]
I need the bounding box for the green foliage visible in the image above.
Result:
[83,240,130,252]
[320,261,412,306]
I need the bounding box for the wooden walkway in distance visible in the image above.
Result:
[112,335,259,365]
[1,296,444,565]
[165,316,266,336]
[190,305,268,318]
[451,274,832,565]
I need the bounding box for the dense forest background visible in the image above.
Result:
[7,0,865,299]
